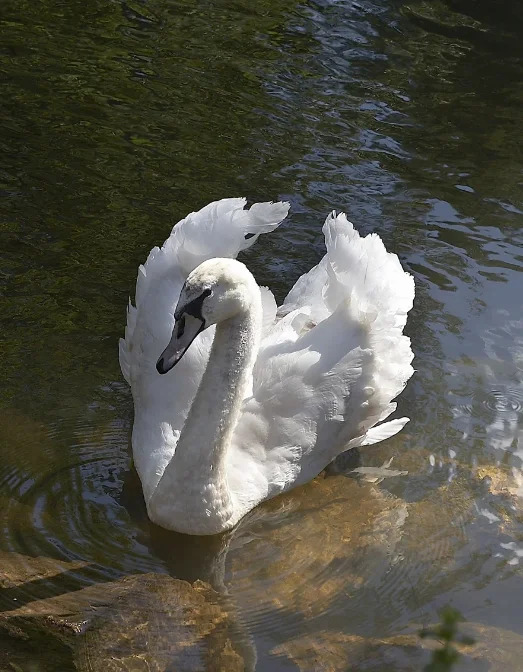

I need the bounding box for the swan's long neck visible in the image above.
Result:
[148,294,261,534]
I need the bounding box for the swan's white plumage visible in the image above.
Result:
[227,213,415,505]
[121,198,414,532]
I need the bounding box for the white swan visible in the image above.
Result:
[120,198,414,535]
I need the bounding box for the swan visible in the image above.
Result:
[120,198,414,535]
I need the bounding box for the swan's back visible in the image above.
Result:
[228,212,414,509]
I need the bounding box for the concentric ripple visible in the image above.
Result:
[0,409,165,609]
[451,384,523,451]
[483,388,523,414]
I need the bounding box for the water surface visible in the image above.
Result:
[1,0,522,669]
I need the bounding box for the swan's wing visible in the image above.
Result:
[120,198,289,499]
[259,286,278,335]
[229,211,414,505]
[119,198,289,385]
[277,257,330,324]
[229,304,375,506]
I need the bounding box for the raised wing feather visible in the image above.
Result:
[119,198,289,385]
[228,300,374,505]
[121,198,289,499]
[228,211,414,506]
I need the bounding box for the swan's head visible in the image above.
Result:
[156,258,258,374]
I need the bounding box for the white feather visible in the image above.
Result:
[121,200,415,533]
[360,418,410,445]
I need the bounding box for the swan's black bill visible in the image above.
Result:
[156,313,205,374]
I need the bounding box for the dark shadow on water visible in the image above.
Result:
[0,626,75,672]
[326,446,362,474]
[118,466,235,588]
[0,564,102,613]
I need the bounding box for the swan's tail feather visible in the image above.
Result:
[119,338,131,384]
[119,299,138,384]
[259,286,278,334]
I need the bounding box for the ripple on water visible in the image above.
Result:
[451,385,523,450]
[0,412,477,649]
[0,413,165,607]
[455,387,523,416]
[217,477,412,639]
[483,388,523,414]
[0,405,507,669]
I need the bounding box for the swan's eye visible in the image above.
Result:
[177,315,186,337]
[184,288,212,319]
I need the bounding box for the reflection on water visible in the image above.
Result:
[1,0,522,669]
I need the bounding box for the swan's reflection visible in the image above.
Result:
[118,461,413,668]
[120,465,234,588]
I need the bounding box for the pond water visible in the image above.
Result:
[1,0,522,669]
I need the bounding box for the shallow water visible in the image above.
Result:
[1,0,522,669]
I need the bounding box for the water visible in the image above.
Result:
[1,0,522,668]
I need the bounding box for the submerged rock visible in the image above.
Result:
[271,621,523,671]
[0,553,247,672]
[76,574,248,672]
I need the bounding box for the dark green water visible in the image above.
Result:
[1,0,522,669]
